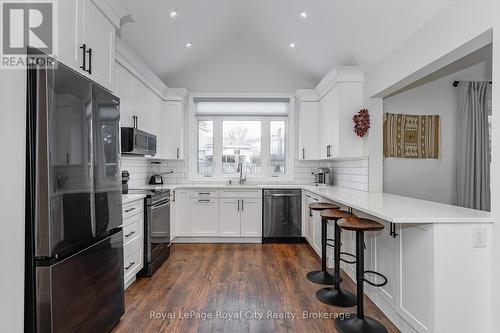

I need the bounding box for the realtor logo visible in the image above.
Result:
[1,0,58,69]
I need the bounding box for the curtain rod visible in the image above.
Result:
[453,80,492,87]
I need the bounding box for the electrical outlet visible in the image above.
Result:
[472,227,487,248]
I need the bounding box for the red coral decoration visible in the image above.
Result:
[353,109,370,137]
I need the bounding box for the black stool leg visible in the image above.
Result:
[316,221,356,307]
[334,231,388,333]
[307,218,336,285]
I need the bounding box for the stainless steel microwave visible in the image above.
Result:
[121,127,157,156]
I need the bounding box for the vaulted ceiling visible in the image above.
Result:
[119,0,451,92]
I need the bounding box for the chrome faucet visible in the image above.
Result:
[236,161,247,185]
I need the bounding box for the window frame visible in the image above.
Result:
[189,94,295,181]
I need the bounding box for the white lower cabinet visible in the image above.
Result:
[190,198,219,236]
[171,189,262,240]
[240,199,262,237]
[122,198,144,289]
[219,199,241,237]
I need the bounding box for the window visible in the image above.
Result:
[198,120,213,174]
[270,120,286,174]
[193,98,292,179]
[222,121,261,174]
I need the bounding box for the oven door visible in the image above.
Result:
[147,198,170,262]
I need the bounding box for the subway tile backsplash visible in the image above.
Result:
[121,156,369,191]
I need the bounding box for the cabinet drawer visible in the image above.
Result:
[124,235,142,259]
[123,214,142,246]
[123,245,141,281]
[190,189,219,198]
[219,189,261,199]
[122,200,143,220]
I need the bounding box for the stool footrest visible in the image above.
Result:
[363,270,388,287]
[340,251,357,264]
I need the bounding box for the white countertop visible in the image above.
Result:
[301,186,494,224]
[123,184,494,224]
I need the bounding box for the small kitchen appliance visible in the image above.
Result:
[122,170,130,194]
[312,168,331,186]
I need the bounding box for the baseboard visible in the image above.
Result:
[172,237,262,243]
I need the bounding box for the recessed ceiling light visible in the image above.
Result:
[185,42,192,48]
[289,42,296,49]
[300,11,308,19]
[169,10,178,19]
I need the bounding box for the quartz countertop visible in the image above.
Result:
[124,184,494,224]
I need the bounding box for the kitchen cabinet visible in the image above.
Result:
[173,189,189,237]
[303,192,313,244]
[219,195,262,237]
[58,0,116,91]
[159,100,185,160]
[115,63,135,127]
[297,101,320,160]
[219,199,241,237]
[394,224,434,332]
[318,81,364,159]
[240,199,262,237]
[122,198,144,289]
[189,198,219,236]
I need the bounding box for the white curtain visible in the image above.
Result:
[456,81,491,211]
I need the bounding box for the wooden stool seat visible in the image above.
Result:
[320,209,354,220]
[309,202,340,211]
[337,217,384,232]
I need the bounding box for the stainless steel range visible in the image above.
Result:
[128,187,171,276]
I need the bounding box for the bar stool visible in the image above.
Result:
[306,202,340,285]
[335,217,388,333]
[315,209,357,307]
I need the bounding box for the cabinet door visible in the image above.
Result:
[131,80,146,129]
[190,199,219,236]
[219,199,241,237]
[240,199,262,237]
[160,101,185,159]
[395,224,434,333]
[319,87,339,159]
[115,64,134,127]
[174,190,189,236]
[311,199,322,256]
[82,0,116,91]
[303,193,313,244]
[58,0,83,71]
[298,102,320,160]
[369,220,396,307]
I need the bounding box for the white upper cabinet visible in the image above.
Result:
[296,90,321,160]
[158,97,186,160]
[58,0,83,71]
[58,0,116,91]
[82,0,116,91]
[115,64,134,127]
[296,67,365,160]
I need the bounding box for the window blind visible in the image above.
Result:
[194,98,290,116]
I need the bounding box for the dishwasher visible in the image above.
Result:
[263,189,302,243]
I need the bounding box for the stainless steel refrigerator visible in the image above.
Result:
[25,50,124,332]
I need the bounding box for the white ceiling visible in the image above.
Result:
[119,0,451,92]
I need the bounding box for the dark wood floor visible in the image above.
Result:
[113,243,399,333]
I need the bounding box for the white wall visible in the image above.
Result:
[383,62,491,205]
[0,70,26,332]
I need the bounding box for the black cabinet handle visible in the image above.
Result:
[124,207,135,213]
[125,231,136,238]
[327,145,332,157]
[390,223,399,238]
[241,200,244,211]
[176,148,180,159]
[302,148,305,159]
[80,44,86,71]
[86,48,92,74]
[125,262,135,270]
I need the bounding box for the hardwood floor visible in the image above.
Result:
[113,243,399,333]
